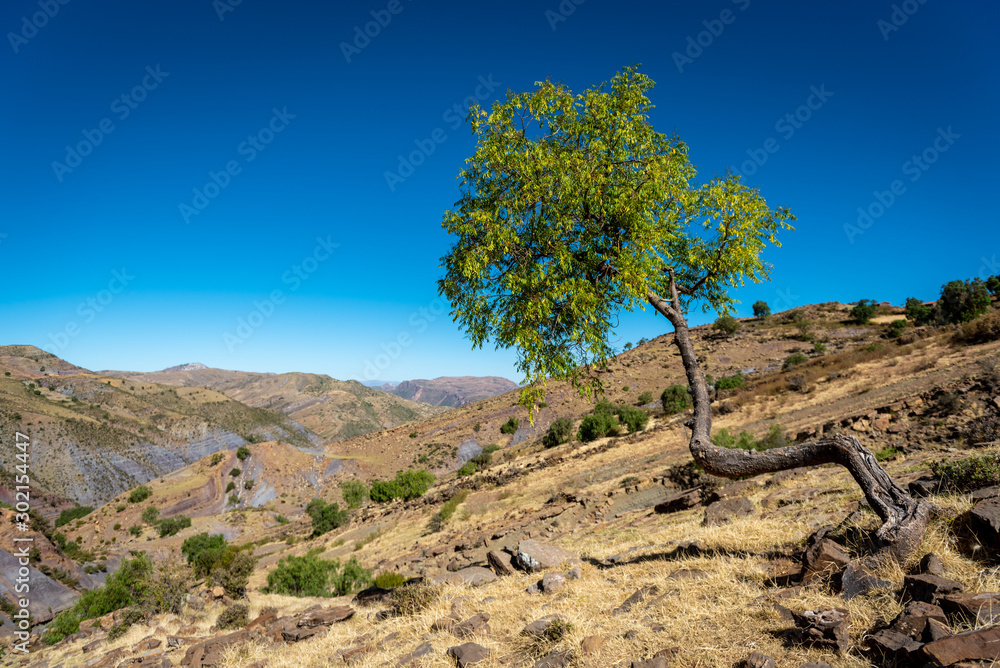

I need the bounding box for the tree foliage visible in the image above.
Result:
[850,299,878,324]
[438,67,793,407]
[752,300,771,318]
[305,498,350,537]
[939,279,991,324]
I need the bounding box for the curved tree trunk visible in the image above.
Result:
[647,277,929,562]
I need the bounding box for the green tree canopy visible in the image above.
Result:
[438,67,793,406]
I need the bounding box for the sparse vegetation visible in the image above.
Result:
[340,480,369,509]
[930,453,1000,493]
[886,318,908,338]
[713,371,745,391]
[129,485,152,503]
[156,515,192,537]
[752,300,771,318]
[712,314,739,336]
[500,417,519,434]
[850,299,878,324]
[660,384,690,415]
[305,498,350,537]
[141,506,160,524]
[783,352,809,370]
[217,603,249,629]
[265,554,372,597]
[229,467,242,477]
[542,417,574,448]
[637,391,653,405]
[54,505,93,528]
[236,445,251,460]
[374,571,407,589]
[369,469,435,503]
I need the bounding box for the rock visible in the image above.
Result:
[211,586,225,599]
[432,567,497,587]
[395,641,434,667]
[532,650,572,667]
[653,488,701,514]
[541,572,566,593]
[453,613,490,639]
[447,642,492,666]
[963,498,1000,559]
[181,629,254,666]
[613,586,659,616]
[839,563,892,600]
[581,635,605,654]
[522,615,566,638]
[354,585,393,606]
[798,664,833,668]
[867,628,923,664]
[940,592,1000,626]
[741,652,776,668]
[926,618,952,642]
[971,485,1000,501]
[918,553,946,577]
[133,637,162,652]
[801,538,850,583]
[486,550,515,576]
[339,644,373,664]
[908,477,941,498]
[792,607,850,653]
[919,625,1000,666]
[512,539,581,573]
[431,618,457,632]
[567,566,582,580]
[298,605,355,627]
[704,496,755,525]
[903,574,964,603]
[890,601,948,640]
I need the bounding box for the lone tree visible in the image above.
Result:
[438,68,929,562]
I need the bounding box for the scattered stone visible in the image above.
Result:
[613,586,659,616]
[447,642,492,666]
[903,574,964,603]
[792,607,850,653]
[918,553,946,577]
[532,650,572,667]
[567,566,582,580]
[940,592,1000,626]
[181,629,255,666]
[395,641,434,667]
[624,629,639,640]
[704,496,755,526]
[298,605,355,628]
[522,615,566,638]
[339,644,373,664]
[512,539,581,573]
[432,567,497,587]
[210,586,225,599]
[741,652,776,668]
[926,618,952,642]
[963,498,1000,560]
[839,563,892,600]
[801,532,850,584]
[908,477,941,498]
[653,488,701,514]
[971,485,1000,501]
[890,601,947,640]
[431,618,457,633]
[486,550,515,576]
[919,625,1000,666]
[354,585,393,606]
[453,613,490,639]
[581,635,605,654]
[867,628,923,664]
[541,572,566,593]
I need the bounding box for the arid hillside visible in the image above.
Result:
[383,376,520,408]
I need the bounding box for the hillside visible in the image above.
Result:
[102,366,448,443]
[6,301,1000,667]
[384,376,520,407]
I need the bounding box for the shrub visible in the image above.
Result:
[129,525,142,537]
[182,533,228,577]
[236,446,251,460]
[904,297,938,326]
[141,506,160,524]
[885,319,908,339]
[115,504,127,513]
[55,506,93,528]
[456,461,478,477]
[987,275,1000,296]
[752,301,771,318]
[387,583,440,616]
[850,299,878,324]
[712,314,739,336]
[225,481,236,493]
[939,279,991,324]
[211,453,225,466]
[229,467,242,477]
[713,427,758,451]
[500,417,519,434]
[577,412,620,442]
[157,516,191,537]
[930,453,1000,493]
[616,405,649,434]
[813,341,827,353]
[212,550,256,598]
[637,391,653,405]
[965,414,1000,447]
[435,490,469,528]
[783,353,809,370]
[265,554,371,597]
[369,479,400,503]
[660,385,690,415]
[714,372,745,391]
[306,498,350,537]
[542,417,574,448]
[340,480,368,509]
[217,603,249,629]
[409,432,417,438]
[129,485,152,503]
[375,572,407,589]
[956,310,1000,344]
[244,479,254,490]
[113,523,122,531]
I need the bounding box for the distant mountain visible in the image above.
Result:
[360,379,399,389]
[160,362,209,372]
[385,376,519,407]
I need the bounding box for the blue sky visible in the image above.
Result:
[1,0,997,383]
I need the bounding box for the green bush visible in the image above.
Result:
[244,479,254,490]
[129,485,152,503]
[939,279,991,324]
[182,533,228,577]
[712,314,739,336]
[456,461,477,477]
[987,275,1000,296]
[813,341,827,353]
[217,603,249,629]
[225,481,236,493]
[500,417,520,434]
[637,391,653,405]
[577,412,620,442]
[752,301,771,318]
[714,423,786,452]
[340,480,369,509]
[850,299,878,324]
[374,572,407,589]
[714,372,745,391]
[236,446,251,461]
[930,453,1000,493]
[904,297,937,326]
[229,467,242,477]
[661,385,691,415]
[783,353,809,370]
[157,515,191,538]
[55,506,93,528]
[129,525,142,537]
[615,405,649,434]
[212,550,256,598]
[115,504,127,513]
[542,417,574,448]
[435,490,469,528]
[886,319,908,338]
[211,453,225,466]
[306,498,350,537]
[265,555,371,597]
[956,310,1000,344]
[141,506,159,524]
[369,480,400,503]
[372,470,435,502]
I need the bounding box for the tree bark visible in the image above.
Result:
[647,276,929,562]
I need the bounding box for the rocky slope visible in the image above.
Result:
[385,376,519,408]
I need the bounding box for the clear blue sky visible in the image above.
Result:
[1,0,997,382]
